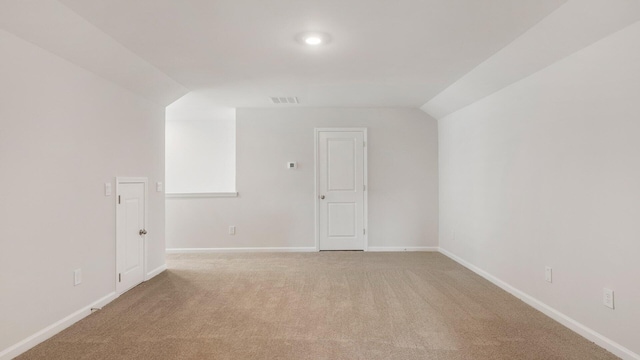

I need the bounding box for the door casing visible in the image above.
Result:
[314,128,368,251]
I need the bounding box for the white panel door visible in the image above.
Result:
[317,130,366,250]
[116,180,146,294]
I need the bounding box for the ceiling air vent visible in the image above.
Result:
[270,96,299,104]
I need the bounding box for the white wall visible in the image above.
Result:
[438,21,640,358]
[167,107,438,250]
[165,101,236,193]
[0,29,167,356]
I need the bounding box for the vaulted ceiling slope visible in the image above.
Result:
[43,0,565,108]
[0,0,189,106]
[422,0,640,119]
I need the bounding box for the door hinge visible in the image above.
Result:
[118,273,121,282]
[118,195,121,204]
[363,229,366,235]
[363,184,366,191]
[363,141,366,147]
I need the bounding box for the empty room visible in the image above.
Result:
[1,0,639,359]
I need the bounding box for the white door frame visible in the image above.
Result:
[115,177,149,294]
[314,128,368,251]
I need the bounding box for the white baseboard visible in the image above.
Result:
[145,264,167,280]
[438,247,639,360]
[367,246,439,252]
[166,247,317,254]
[167,247,440,253]
[0,292,117,360]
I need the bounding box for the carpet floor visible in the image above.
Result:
[18,252,617,359]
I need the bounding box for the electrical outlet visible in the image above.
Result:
[603,288,614,309]
[74,269,82,286]
[545,266,552,283]
[229,226,236,235]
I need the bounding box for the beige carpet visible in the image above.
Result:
[18,252,617,359]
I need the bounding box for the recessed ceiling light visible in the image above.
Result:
[305,37,322,45]
[296,32,331,46]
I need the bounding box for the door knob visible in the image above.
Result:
[139,229,147,236]
[320,195,325,199]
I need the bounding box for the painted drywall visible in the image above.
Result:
[421,0,640,119]
[165,96,236,193]
[0,0,188,105]
[166,108,438,250]
[438,21,640,358]
[0,29,166,356]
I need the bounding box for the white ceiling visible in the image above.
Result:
[58,0,565,108]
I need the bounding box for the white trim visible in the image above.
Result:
[314,128,368,252]
[0,292,117,360]
[165,192,238,198]
[115,177,148,184]
[145,264,167,280]
[367,246,439,252]
[363,129,368,251]
[315,129,319,252]
[115,177,148,295]
[438,247,640,360]
[166,247,317,254]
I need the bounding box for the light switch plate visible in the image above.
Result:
[74,269,82,286]
[104,183,112,196]
[156,182,163,192]
[603,288,614,309]
[545,266,552,283]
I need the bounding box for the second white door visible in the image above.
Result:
[116,179,146,294]
[317,129,367,250]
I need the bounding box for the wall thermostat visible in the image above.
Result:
[287,162,297,169]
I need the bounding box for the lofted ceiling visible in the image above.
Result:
[57,0,565,108]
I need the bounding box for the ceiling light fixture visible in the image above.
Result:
[305,36,322,45]
[296,32,331,46]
